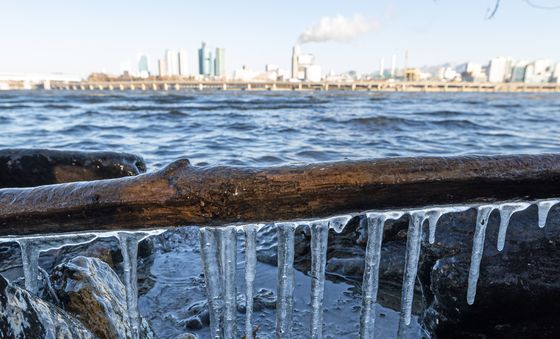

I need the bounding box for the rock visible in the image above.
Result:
[0,273,93,338]
[419,205,560,338]
[0,148,146,188]
[50,256,157,339]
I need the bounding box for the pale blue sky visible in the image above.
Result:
[0,1,559,76]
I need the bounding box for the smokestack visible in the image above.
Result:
[291,45,300,80]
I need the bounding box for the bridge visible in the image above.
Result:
[45,80,560,93]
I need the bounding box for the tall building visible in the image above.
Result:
[165,50,179,76]
[390,54,396,78]
[178,50,188,76]
[214,48,226,77]
[158,59,167,77]
[379,57,385,78]
[137,54,150,78]
[488,56,512,83]
[198,42,212,76]
[291,45,300,79]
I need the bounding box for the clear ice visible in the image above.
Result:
[497,202,530,251]
[537,199,560,228]
[199,228,224,339]
[219,227,238,339]
[467,205,495,305]
[309,220,329,339]
[359,211,403,339]
[397,211,427,338]
[244,224,258,339]
[276,222,296,339]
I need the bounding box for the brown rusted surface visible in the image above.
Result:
[1,154,560,236]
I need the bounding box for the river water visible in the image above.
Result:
[1,90,560,338]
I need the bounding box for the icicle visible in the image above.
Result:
[199,228,224,339]
[426,206,470,244]
[309,219,330,339]
[244,225,258,339]
[115,230,165,339]
[117,232,141,339]
[497,202,530,251]
[397,211,427,338]
[426,210,443,245]
[359,211,403,339]
[467,205,495,305]
[537,199,560,228]
[328,214,353,233]
[17,239,39,295]
[276,222,296,339]
[219,227,238,339]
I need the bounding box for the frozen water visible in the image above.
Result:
[276,222,296,338]
[219,227,238,338]
[244,224,258,339]
[467,205,495,305]
[309,220,329,339]
[497,202,530,251]
[397,211,427,338]
[537,199,560,228]
[199,228,224,338]
[360,211,403,339]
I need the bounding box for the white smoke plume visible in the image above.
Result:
[298,14,380,44]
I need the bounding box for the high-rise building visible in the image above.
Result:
[291,45,300,79]
[488,56,513,83]
[379,57,385,78]
[178,50,188,76]
[165,50,179,76]
[158,59,167,77]
[198,42,212,76]
[137,54,150,78]
[214,48,226,77]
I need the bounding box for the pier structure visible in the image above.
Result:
[39,80,560,92]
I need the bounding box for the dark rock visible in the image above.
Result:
[0,273,93,338]
[0,148,146,188]
[419,205,560,338]
[50,256,157,339]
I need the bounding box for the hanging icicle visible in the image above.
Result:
[426,206,470,244]
[276,222,296,339]
[199,228,224,339]
[397,211,427,338]
[496,202,530,251]
[537,199,560,228]
[360,211,403,339]
[117,232,141,339]
[17,239,39,295]
[309,219,330,339]
[466,205,495,305]
[219,227,238,339]
[117,230,165,339]
[244,224,258,339]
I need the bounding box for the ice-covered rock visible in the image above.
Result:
[0,273,93,338]
[49,256,157,339]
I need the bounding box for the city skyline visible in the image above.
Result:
[1,1,560,76]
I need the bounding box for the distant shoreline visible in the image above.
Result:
[3,80,560,93]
